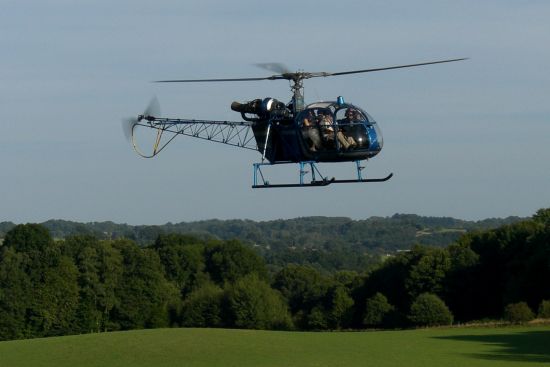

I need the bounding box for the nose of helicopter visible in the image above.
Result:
[368,122,384,153]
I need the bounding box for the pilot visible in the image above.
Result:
[345,108,357,120]
[338,108,360,149]
[340,108,360,127]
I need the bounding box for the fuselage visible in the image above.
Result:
[252,101,384,164]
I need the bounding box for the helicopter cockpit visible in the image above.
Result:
[297,101,383,157]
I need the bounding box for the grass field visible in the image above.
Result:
[1,326,549,367]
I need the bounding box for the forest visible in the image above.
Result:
[0,209,548,341]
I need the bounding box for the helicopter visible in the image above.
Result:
[123,58,466,188]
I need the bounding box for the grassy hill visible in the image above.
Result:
[1,326,549,367]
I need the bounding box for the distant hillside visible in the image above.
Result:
[1,214,524,253]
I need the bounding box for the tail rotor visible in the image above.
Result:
[121,96,160,142]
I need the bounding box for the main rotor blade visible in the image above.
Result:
[254,63,291,74]
[326,58,468,77]
[153,58,467,84]
[154,75,284,83]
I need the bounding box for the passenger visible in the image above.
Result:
[318,111,336,145]
[302,110,322,152]
[320,110,356,150]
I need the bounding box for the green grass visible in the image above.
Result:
[1,326,549,367]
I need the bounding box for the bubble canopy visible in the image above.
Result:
[296,101,383,154]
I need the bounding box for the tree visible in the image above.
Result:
[62,236,123,333]
[443,243,479,321]
[326,286,354,329]
[109,240,179,330]
[332,270,361,289]
[359,249,419,315]
[181,283,224,327]
[533,208,550,225]
[538,300,550,319]
[405,247,451,299]
[205,240,268,285]
[409,293,453,327]
[1,224,80,338]
[0,248,32,340]
[153,234,208,295]
[2,224,52,253]
[273,265,329,313]
[460,221,540,319]
[363,292,395,328]
[504,302,534,324]
[272,265,331,328]
[224,274,292,330]
[36,256,80,336]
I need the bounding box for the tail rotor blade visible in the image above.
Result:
[121,97,161,143]
[143,96,160,118]
[122,117,138,141]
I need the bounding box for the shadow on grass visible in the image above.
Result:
[434,330,550,364]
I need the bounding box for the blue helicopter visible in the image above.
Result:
[124,58,466,188]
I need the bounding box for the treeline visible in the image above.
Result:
[0,209,548,341]
[0,215,524,251]
[1,215,523,273]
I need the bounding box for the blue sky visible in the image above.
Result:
[1,0,549,224]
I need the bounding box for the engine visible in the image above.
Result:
[231,98,291,121]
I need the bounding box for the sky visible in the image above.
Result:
[1,0,549,225]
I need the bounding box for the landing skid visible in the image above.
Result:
[252,161,392,188]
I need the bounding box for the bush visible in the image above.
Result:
[409,293,453,327]
[538,300,550,319]
[504,302,535,324]
[307,307,328,330]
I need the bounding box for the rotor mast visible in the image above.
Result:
[288,73,305,113]
[282,71,325,114]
